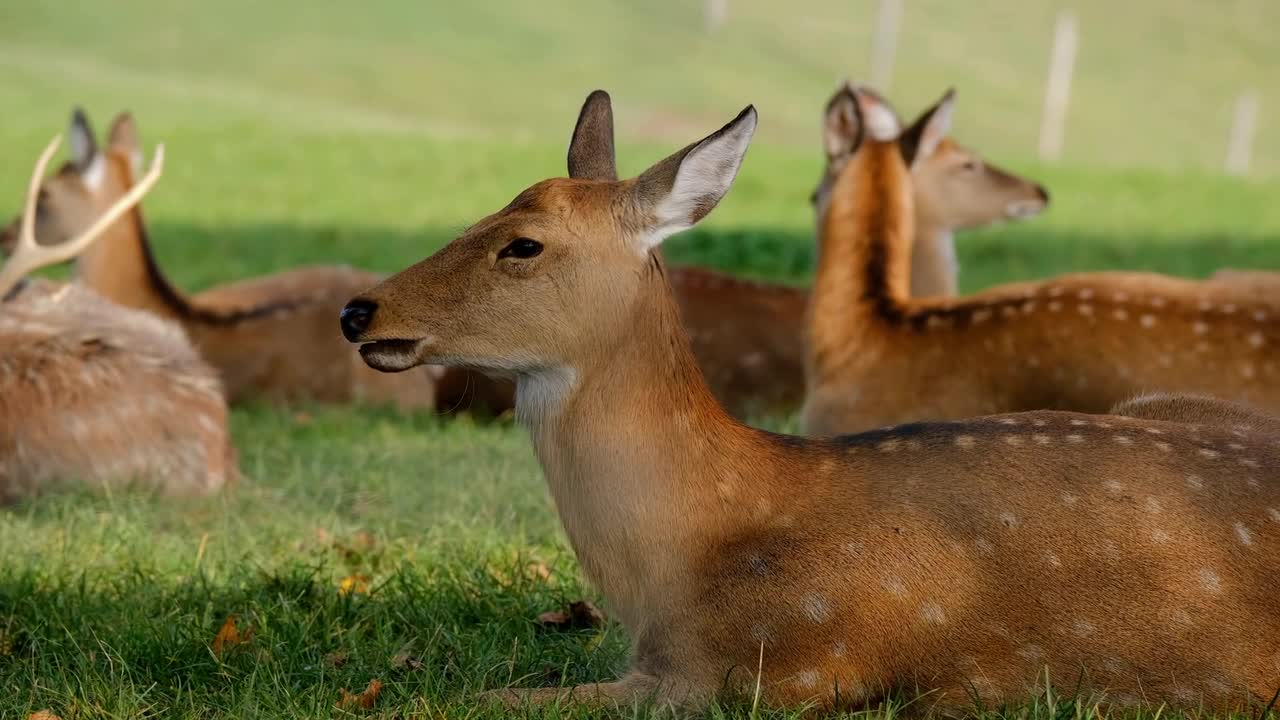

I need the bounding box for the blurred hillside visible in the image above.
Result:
[1,0,1276,175]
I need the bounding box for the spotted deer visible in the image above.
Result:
[339,90,1280,713]
[0,109,511,412]
[1,136,234,501]
[669,85,1048,418]
[802,85,1280,435]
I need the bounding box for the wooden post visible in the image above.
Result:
[1225,90,1258,177]
[705,0,727,32]
[1038,11,1078,162]
[869,0,902,91]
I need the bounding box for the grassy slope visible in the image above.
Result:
[0,2,1279,718]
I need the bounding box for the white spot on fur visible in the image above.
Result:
[831,642,847,657]
[998,418,1020,425]
[1254,310,1268,322]
[1154,441,1172,452]
[1249,332,1265,348]
[795,670,819,689]
[1004,435,1025,446]
[1186,474,1204,490]
[802,593,831,623]
[955,435,976,448]
[1198,448,1221,459]
[1112,308,1129,321]
[1033,434,1052,445]
[920,603,946,624]
[1061,492,1079,506]
[1070,419,1088,426]
[1242,364,1257,380]
[1268,508,1280,523]
[1048,301,1063,312]
[971,308,992,323]
[1140,314,1157,328]
[1145,497,1162,514]
[1047,286,1064,297]
[1152,528,1170,543]
[1223,303,1238,314]
[878,438,901,453]
[1077,304,1094,316]
[1072,619,1095,637]
[1234,522,1253,546]
[884,576,908,598]
[1065,434,1085,444]
[1193,321,1210,335]
[975,538,994,555]
[1045,553,1061,568]
[1199,568,1222,594]
[1105,480,1124,493]
[1113,435,1133,446]
[1077,288,1094,300]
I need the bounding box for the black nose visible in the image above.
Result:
[1035,184,1050,205]
[340,299,377,342]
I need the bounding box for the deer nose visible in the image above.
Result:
[339,299,377,342]
[1035,184,1051,205]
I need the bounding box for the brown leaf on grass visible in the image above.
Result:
[27,712,61,720]
[324,649,350,668]
[211,615,254,656]
[536,600,606,630]
[526,561,552,581]
[338,574,371,596]
[390,650,424,670]
[293,412,314,426]
[337,679,384,710]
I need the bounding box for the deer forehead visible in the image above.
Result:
[489,179,621,241]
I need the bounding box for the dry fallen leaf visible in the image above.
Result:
[390,650,424,670]
[27,712,61,720]
[338,574,371,596]
[324,649,350,668]
[337,679,383,710]
[211,615,253,656]
[536,600,606,630]
[293,412,314,426]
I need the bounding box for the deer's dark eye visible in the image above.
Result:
[498,237,544,260]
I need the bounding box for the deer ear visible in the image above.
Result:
[852,86,902,141]
[900,88,955,167]
[108,112,143,174]
[629,106,756,253]
[823,83,862,159]
[68,107,100,174]
[567,90,617,181]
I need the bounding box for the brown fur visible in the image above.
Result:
[1112,392,1280,436]
[802,91,1280,435]
[0,111,514,411]
[1,281,235,501]
[341,91,1280,713]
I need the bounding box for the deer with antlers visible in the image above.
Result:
[339,90,1279,713]
[802,84,1280,435]
[620,86,1049,418]
[1,136,234,501]
[0,109,514,411]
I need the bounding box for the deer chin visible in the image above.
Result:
[358,336,436,373]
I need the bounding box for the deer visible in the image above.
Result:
[1,135,235,501]
[0,109,512,412]
[802,84,1280,435]
[338,90,1280,714]
[668,85,1049,418]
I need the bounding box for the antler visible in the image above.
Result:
[0,134,165,297]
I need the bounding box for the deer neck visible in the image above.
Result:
[514,260,758,627]
[807,142,915,381]
[75,156,191,320]
[908,215,958,298]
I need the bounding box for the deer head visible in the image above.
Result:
[0,109,144,257]
[812,86,1049,230]
[0,134,164,299]
[341,91,756,386]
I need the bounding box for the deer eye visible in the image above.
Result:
[498,237,544,260]
[961,160,979,172]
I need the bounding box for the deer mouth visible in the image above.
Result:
[1005,200,1047,220]
[358,337,434,373]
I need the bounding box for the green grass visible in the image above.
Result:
[2,1,1280,718]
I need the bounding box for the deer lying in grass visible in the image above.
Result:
[340,90,1280,714]
[803,85,1280,435]
[669,85,1048,417]
[1,136,234,501]
[0,109,511,411]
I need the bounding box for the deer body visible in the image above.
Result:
[802,89,1280,436]
[341,92,1279,713]
[0,137,233,501]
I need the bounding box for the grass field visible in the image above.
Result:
[2,2,1280,718]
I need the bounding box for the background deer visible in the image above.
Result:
[667,85,1049,418]
[1,136,234,501]
[0,109,511,411]
[339,90,1279,713]
[803,85,1280,435]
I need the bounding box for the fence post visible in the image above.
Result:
[869,0,902,91]
[1225,90,1258,177]
[705,0,727,32]
[1038,10,1078,162]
